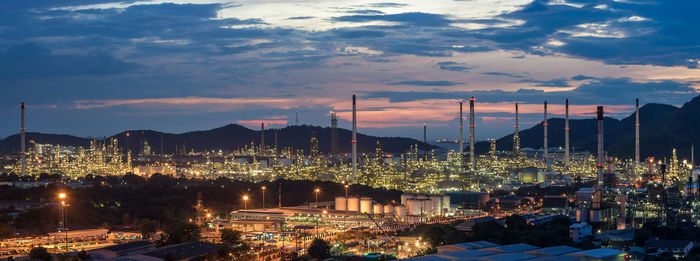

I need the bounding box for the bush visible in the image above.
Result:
[308,238,331,259]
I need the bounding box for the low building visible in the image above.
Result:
[569,223,591,243]
[120,241,218,261]
[89,241,154,260]
[645,238,694,258]
[445,191,489,209]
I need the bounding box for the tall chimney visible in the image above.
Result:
[469,97,475,170]
[692,144,695,169]
[423,123,427,160]
[459,101,463,166]
[261,122,265,155]
[20,102,26,176]
[565,99,570,165]
[514,103,519,156]
[596,106,604,187]
[352,95,357,183]
[274,130,278,157]
[635,98,640,163]
[543,101,548,163]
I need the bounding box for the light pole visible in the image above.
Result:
[243,195,249,210]
[316,209,327,237]
[344,184,349,198]
[314,188,320,208]
[59,192,67,253]
[261,186,266,209]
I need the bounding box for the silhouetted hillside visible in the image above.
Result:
[0,124,437,154]
[475,103,680,159]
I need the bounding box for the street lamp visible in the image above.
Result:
[243,195,249,210]
[261,186,267,209]
[314,188,320,208]
[58,192,68,253]
[344,184,349,198]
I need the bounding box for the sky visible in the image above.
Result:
[1,0,699,142]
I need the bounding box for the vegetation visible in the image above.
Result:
[0,174,400,237]
[29,247,51,261]
[412,223,468,247]
[308,238,331,259]
[469,215,575,247]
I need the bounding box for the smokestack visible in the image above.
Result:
[352,95,357,183]
[459,102,463,165]
[597,106,604,187]
[692,144,695,169]
[20,102,26,176]
[543,101,548,163]
[261,122,265,155]
[160,134,163,155]
[469,97,475,170]
[635,98,640,163]
[565,99,570,165]
[274,130,278,157]
[423,123,427,161]
[514,103,519,156]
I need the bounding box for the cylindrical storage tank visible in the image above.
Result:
[360,197,373,213]
[373,204,384,214]
[401,194,413,205]
[347,197,360,212]
[384,204,395,214]
[406,199,422,216]
[396,205,407,219]
[441,195,451,210]
[335,197,347,211]
[430,196,441,215]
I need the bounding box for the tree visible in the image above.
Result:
[308,238,331,259]
[29,247,52,261]
[161,221,201,245]
[220,228,244,246]
[141,220,158,240]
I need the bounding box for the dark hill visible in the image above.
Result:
[475,103,679,159]
[0,124,436,154]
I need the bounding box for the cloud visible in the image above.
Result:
[482,72,527,78]
[333,12,452,27]
[387,80,465,86]
[437,61,471,72]
[517,77,571,87]
[334,30,387,38]
[571,74,594,80]
[0,43,139,78]
[366,76,697,105]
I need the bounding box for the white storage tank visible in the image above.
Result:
[406,199,423,216]
[401,194,415,205]
[430,196,441,215]
[396,205,407,219]
[384,204,395,214]
[347,197,360,212]
[360,197,373,213]
[373,204,384,214]
[441,195,451,210]
[335,197,347,211]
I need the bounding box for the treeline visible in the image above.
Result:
[0,174,402,236]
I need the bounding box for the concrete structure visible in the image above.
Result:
[543,101,548,162]
[565,99,569,165]
[373,204,384,214]
[469,97,475,170]
[20,102,26,176]
[513,103,520,156]
[459,101,463,167]
[635,98,640,163]
[596,106,604,187]
[446,191,489,209]
[352,95,357,183]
